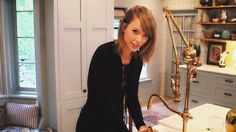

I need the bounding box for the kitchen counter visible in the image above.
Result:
[152,103,230,132]
[152,124,178,132]
[180,64,236,76]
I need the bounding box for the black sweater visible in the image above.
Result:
[76,41,145,132]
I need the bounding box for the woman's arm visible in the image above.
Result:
[127,59,146,130]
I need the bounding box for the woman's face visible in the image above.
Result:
[123,18,148,53]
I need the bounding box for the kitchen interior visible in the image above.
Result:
[115,0,236,131]
[0,0,236,132]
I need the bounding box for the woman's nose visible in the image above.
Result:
[135,35,142,42]
[135,35,147,44]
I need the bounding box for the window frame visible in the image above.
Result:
[0,0,40,95]
[170,12,196,79]
[0,1,3,95]
[139,63,151,81]
[14,0,37,92]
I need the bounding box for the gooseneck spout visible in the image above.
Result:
[147,94,182,116]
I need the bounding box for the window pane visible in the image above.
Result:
[18,37,36,88]
[19,63,36,88]
[17,12,34,37]
[114,29,118,40]
[16,0,36,90]
[18,38,35,62]
[114,19,120,28]
[16,0,33,11]
[140,63,148,79]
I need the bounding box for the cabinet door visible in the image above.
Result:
[56,0,114,131]
[61,99,85,132]
[214,86,236,107]
[180,69,210,108]
[190,73,210,96]
[189,95,207,108]
[86,0,114,67]
[213,74,236,107]
[57,0,113,101]
[58,0,87,101]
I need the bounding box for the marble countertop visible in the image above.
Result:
[180,64,236,76]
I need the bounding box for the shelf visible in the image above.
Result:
[195,5,236,9]
[197,37,236,43]
[197,21,236,25]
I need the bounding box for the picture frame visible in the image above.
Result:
[207,42,226,65]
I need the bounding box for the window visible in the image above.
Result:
[113,19,120,40]
[171,12,196,79]
[0,0,38,95]
[139,63,148,80]
[165,10,197,97]
[16,0,36,89]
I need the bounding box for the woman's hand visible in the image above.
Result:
[139,125,149,132]
[139,125,158,132]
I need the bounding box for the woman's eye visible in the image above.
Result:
[132,29,138,33]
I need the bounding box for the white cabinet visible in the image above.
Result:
[180,65,236,109]
[212,74,236,107]
[45,0,113,131]
[180,70,211,108]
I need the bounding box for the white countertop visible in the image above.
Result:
[152,124,178,132]
[152,103,230,132]
[180,64,236,76]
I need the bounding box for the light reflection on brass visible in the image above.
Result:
[225,108,236,132]
[147,7,197,132]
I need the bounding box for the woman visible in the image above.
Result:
[76,5,157,132]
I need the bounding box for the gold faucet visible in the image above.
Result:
[147,7,198,132]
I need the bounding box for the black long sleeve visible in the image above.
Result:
[77,41,145,132]
[127,57,145,129]
[88,44,129,132]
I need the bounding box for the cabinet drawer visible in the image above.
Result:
[216,77,236,87]
[190,75,209,95]
[189,95,207,109]
[215,87,236,105]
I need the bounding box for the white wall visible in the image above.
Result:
[44,0,57,129]
[115,0,166,103]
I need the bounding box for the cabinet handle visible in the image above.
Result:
[191,100,198,103]
[192,80,199,83]
[82,89,87,93]
[225,79,233,83]
[224,93,232,96]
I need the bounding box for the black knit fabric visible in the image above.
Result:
[76,41,145,132]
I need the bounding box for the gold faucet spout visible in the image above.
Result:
[147,94,182,116]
